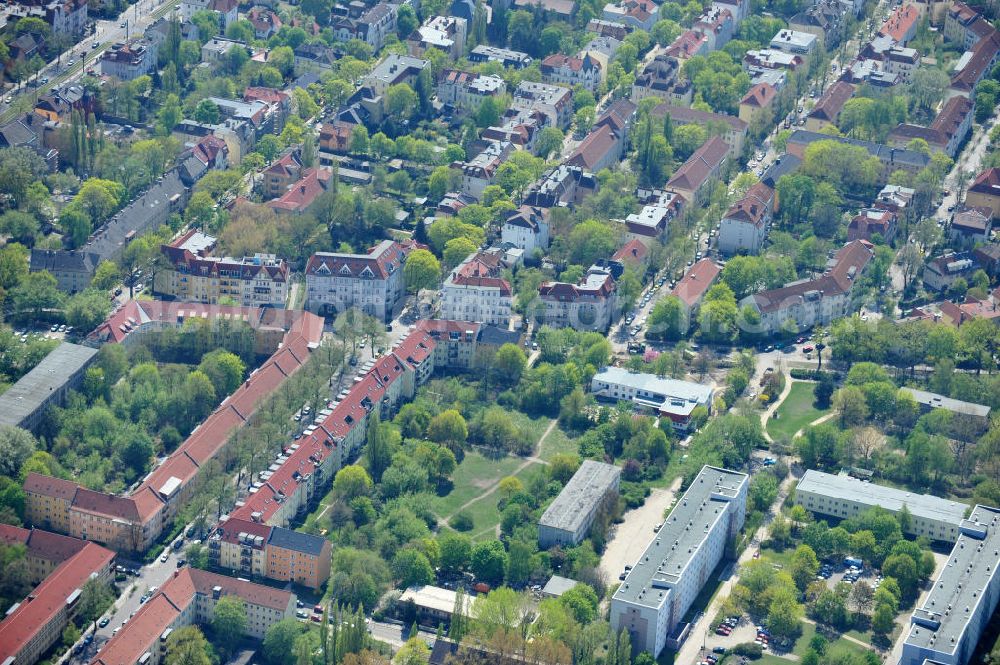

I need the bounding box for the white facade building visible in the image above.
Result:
[501,206,550,254]
[590,367,714,431]
[305,240,413,321]
[611,466,748,657]
[440,252,513,327]
[794,470,969,542]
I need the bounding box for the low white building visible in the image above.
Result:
[611,465,748,657]
[590,366,714,431]
[539,460,622,548]
[409,15,467,57]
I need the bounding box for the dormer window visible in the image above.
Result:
[339,264,352,275]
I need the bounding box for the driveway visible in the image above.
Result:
[600,478,682,583]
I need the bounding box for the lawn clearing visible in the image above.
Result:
[430,450,527,519]
[766,382,830,441]
[537,425,577,461]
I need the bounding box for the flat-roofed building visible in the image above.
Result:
[590,366,714,431]
[611,465,748,657]
[795,469,969,542]
[539,460,622,548]
[900,388,991,429]
[398,585,468,624]
[0,342,98,432]
[900,505,1000,665]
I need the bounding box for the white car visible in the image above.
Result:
[160,552,169,563]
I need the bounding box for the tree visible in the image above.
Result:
[165,626,213,665]
[470,540,507,586]
[194,99,221,124]
[393,549,435,588]
[0,148,46,208]
[490,344,527,389]
[471,586,530,637]
[263,619,305,665]
[212,596,247,655]
[427,410,468,451]
[439,532,472,574]
[9,271,64,324]
[366,410,393,482]
[394,637,431,665]
[871,602,895,635]
[396,3,418,38]
[535,127,565,160]
[790,544,821,591]
[443,237,477,268]
[386,83,419,122]
[559,584,599,623]
[403,249,440,293]
[766,585,804,640]
[334,465,373,499]
[833,386,869,427]
[198,350,246,397]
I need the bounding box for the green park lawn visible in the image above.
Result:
[766,382,831,441]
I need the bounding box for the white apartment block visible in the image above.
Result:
[501,206,550,254]
[611,466,748,657]
[304,240,412,321]
[718,183,773,255]
[795,470,969,542]
[441,252,513,327]
[901,506,1000,665]
[436,70,506,111]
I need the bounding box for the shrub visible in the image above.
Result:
[449,512,473,531]
[731,643,764,659]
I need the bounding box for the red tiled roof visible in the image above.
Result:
[808,81,855,122]
[612,239,649,265]
[266,167,331,212]
[672,258,721,307]
[667,136,729,192]
[970,167,1000,195]
[751,240,874,313]
[879,4,919,42]
[565,124,620,171]
[23,472,79,502]
[741,83,776,108]
[0,523,30,546]
[951,31,1000,91]
[0,543,114,664]
[305,240,411,281]
[724,182,774,227]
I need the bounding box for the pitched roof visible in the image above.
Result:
[0,543,114,665]
[267,526,328,556]
[666,136,729,192]
[306,239,411,281]
[808,81,855,122]
[266,167,331,212]
[612,239,649,265]
[23,472,79,502]
[651,104,747,132]
[951,31,1000,91]
[970,167,1000,196]
[750,240,874,313]
[672,258,721,307]
[724,182,774,227]
[565,124,622,171]
[741,82,777,108]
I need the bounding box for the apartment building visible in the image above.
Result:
[693,6,735,51]
[0,342,97,432]
[805,81,856,132]
[208,517,332,590]
[468,45,533,68]
[785,130,930,184]
[305,240,413,321]
[602,0,658,30]
[261,151,304,199]
[652,104,747,159]
[501,205,550,255]
[966,167,1000,218]
[590,366,714,431]
[770,29,818,59]
[436,70,506,111]
[364,53,430,96]
[23,317,324,553]
[538,266,618,332]
[848,207,898,243]
[888,95,974,157]
[0,541,114,665]
[452,140,514,199]
[441,251,513,327]
[944,0,995,50]
[332,2,397,50]
[540,53,603,92]
[900,388,991,428]
[665,136,730,206]
[901,506,1000,665]
[923,252,980,291]
[408,15,467,57]
[718,182,774,255]
[740,239,874,333]
[523,165,598,208]
[92,568,296,665]
[879,3,921,43]
[29,249,101,293]
[99,40,158,80]
[624,188,685,246]
[611,466,748,657]
[155,230,288,307]
[6,0,87,37]
[739,82,777,126]
[795,470,969,542]
[511,81,574,130]
[632,55,694,106]
[538,460,622,548]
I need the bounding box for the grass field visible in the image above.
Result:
[430,450,529,518]
[766,382,831,441]
[537,425,577,460]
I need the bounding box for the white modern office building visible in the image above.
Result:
[795,470,969,542]
[610,465,748,657]
[900,505,1000,665]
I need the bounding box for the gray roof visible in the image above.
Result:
[0,342,98,428]
[787,130,931,168]
[614,466,748,608]
[267,526,327,556]
[761,154,802,188]
[84,168,188,262]
[477,325,520,347]
[29,249,101,275]
[542,575,580,597]
[797,470,969,524]
[593,367,714,404]
[904,505,1000,656]
[901,388,991,419]
[539,460,621,533]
